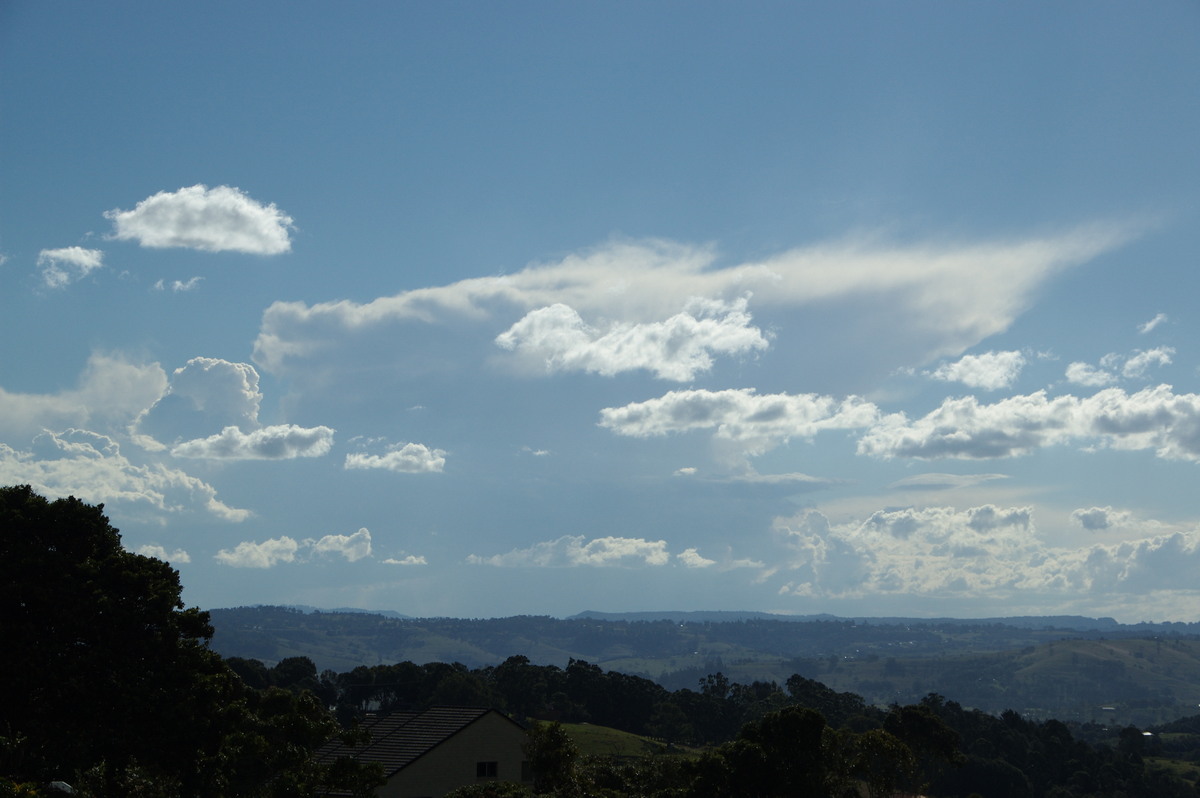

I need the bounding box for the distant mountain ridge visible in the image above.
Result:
[207,604,1200,726]
[283,604,413,619]
[570,610,1125,631]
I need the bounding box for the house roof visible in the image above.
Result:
[317,706,523,777]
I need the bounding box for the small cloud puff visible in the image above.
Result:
[345,442,446,473]
[153,277,203,292]
[1122,347,1174,378]
[929,350,1025,391]
[38,247,104,289]
[215,536,299,568]
[105,184,293,254]
[1064,362,1115,387]
[383,554,428,566]
[1138,313,1168,334]
[677,547,716,568]
[1064,347,1173,386]
[136,544,191,563]
[310,528,373,562]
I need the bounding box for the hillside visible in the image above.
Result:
[207,605,1200,726]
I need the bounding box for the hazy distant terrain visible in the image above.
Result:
[209,606,1200,726]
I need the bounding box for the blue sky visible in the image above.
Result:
[3,1,1200,621]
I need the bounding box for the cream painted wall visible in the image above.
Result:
[379,713,529,798]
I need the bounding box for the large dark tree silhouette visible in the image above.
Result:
[1,486,383,797]
[1,485,225,788]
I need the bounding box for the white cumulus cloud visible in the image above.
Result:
[600,388,878,460]
[929,350,1025,391]
[310,528,373,562]
[37,247,104,289]
[677,547,716,568]
[858,385,1200,461]
[0,429,249,522]
[135,357,263,445]
[344,442,446,473]
[1071,506,1135,531]
[468,535,671,567]
[495,296,768,381]
[215,536,300,568]
[1065,347,1173,387]
[1065,361,1115,387]
[1122,346,1174,378]
[105,184,293,254]
[171,424,335,460]
[771,503,1200,603]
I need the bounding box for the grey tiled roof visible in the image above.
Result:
[317,706,512,777]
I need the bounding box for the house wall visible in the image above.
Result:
[379,713,530,798]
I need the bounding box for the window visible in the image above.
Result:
[476,761,498,778]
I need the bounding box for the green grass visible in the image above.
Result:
[533,721,696,758]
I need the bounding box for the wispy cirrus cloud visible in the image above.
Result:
[252,225,1139,393]
[888,473,1009,491]
[1138,313,1168,334]
[105,184,293,254]
[37,246,104,288]
[468,535,671,567]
